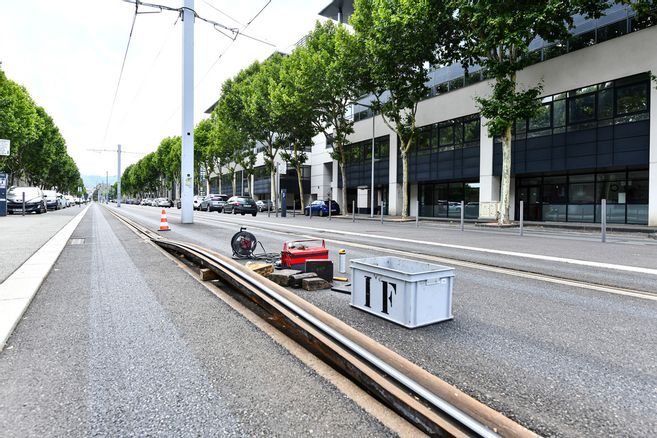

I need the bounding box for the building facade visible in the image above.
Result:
[209,2,656,225]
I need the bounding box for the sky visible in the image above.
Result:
[0,0,331,179]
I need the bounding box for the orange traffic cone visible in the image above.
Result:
[159,209,171,231]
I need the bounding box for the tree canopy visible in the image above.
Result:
[351,0,456,217]
[0,68,82,193]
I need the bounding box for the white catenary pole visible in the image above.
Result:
[117,144,122,208]
[181,0,195,224]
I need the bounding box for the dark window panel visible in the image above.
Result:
[529,103,552,130]
[598,88,614,119]
[568,94,596,124]
[596,19,627,42]
[615,83,649,115]
[568,30,596,51]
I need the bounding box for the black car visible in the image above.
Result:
[6,187,47,214]
[223,196,258,216]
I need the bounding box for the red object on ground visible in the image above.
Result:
[281,239,328,270]
[159,209,171,231]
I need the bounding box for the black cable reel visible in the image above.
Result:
[231,227,258,258]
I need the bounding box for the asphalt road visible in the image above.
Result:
[111,204,657,437]
[0,205,393,437]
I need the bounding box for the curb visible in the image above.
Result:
[0,205,90,351]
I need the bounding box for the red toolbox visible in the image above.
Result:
[281,239,329,270]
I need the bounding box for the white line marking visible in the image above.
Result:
[186,215,657,302]
[187,215,657,277]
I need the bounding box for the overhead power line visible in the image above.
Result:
[101,1,139,148]
[161,0,274,130]
[117,15,179,128]
[200,0,245,27]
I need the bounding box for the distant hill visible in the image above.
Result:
[82,175,117,188]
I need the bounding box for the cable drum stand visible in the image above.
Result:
[230,227,279,263]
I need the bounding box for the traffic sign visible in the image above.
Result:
[0,139,10,156]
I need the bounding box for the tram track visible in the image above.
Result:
[191,214,657,302]
[106,207,538,438]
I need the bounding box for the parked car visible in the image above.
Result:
[42,190,61,210]
[200,194,228,212]
[140,198,151,206]
[304,200,340,216]
[223,196,258,216]
[65,195,76,207]
[176,195,203,209]
[6,187,47,214]
[256,199,274,212]
[156,198,173,208]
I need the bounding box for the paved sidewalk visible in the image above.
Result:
[0,206,85,283]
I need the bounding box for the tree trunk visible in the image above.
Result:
[402,150,409,218]
[340,161,348,215]
[296,162,305,211]
[499,124,513,224]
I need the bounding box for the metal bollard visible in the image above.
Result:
[519,200,524,236]
[309,204,312,219]
[268,201,270,217]
[601,199,607,243]
[416,201,419,228]
[293,203,296,217]
[338,249,346,273]
[460,200,464,231]
[380,204,384,224]
[329,198,331,221]
[352,200,355,223]
[22,192,25,216]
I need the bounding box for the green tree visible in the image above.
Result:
[213,76,256,197]
[0,69,40,184]
[195,118,217,195]
[236,146,257,196]
[242,55,287,208]
[351,0,455,217]
[284,20,362,212]
[451,0,609,224]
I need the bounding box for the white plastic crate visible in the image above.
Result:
[350,256,454,328]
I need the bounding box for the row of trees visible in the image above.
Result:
[122,0,654,222]
[0,68,83,194]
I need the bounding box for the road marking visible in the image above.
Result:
[188,215,657,302]
[114,207,657,301]
[195,214,657,277]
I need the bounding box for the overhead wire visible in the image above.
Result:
[101,1,139,148]
[197,0,274,88]
[200,0,245,27]
[161,0,275,130]
[118,14,180,128]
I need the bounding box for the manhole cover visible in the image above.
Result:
[69,238,85,245]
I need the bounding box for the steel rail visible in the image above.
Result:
[190,214,657,299]
[106,207,538,438]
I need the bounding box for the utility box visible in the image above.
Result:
[350,256,454,328]
[281,239,329,271]
[0,172,7,217]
